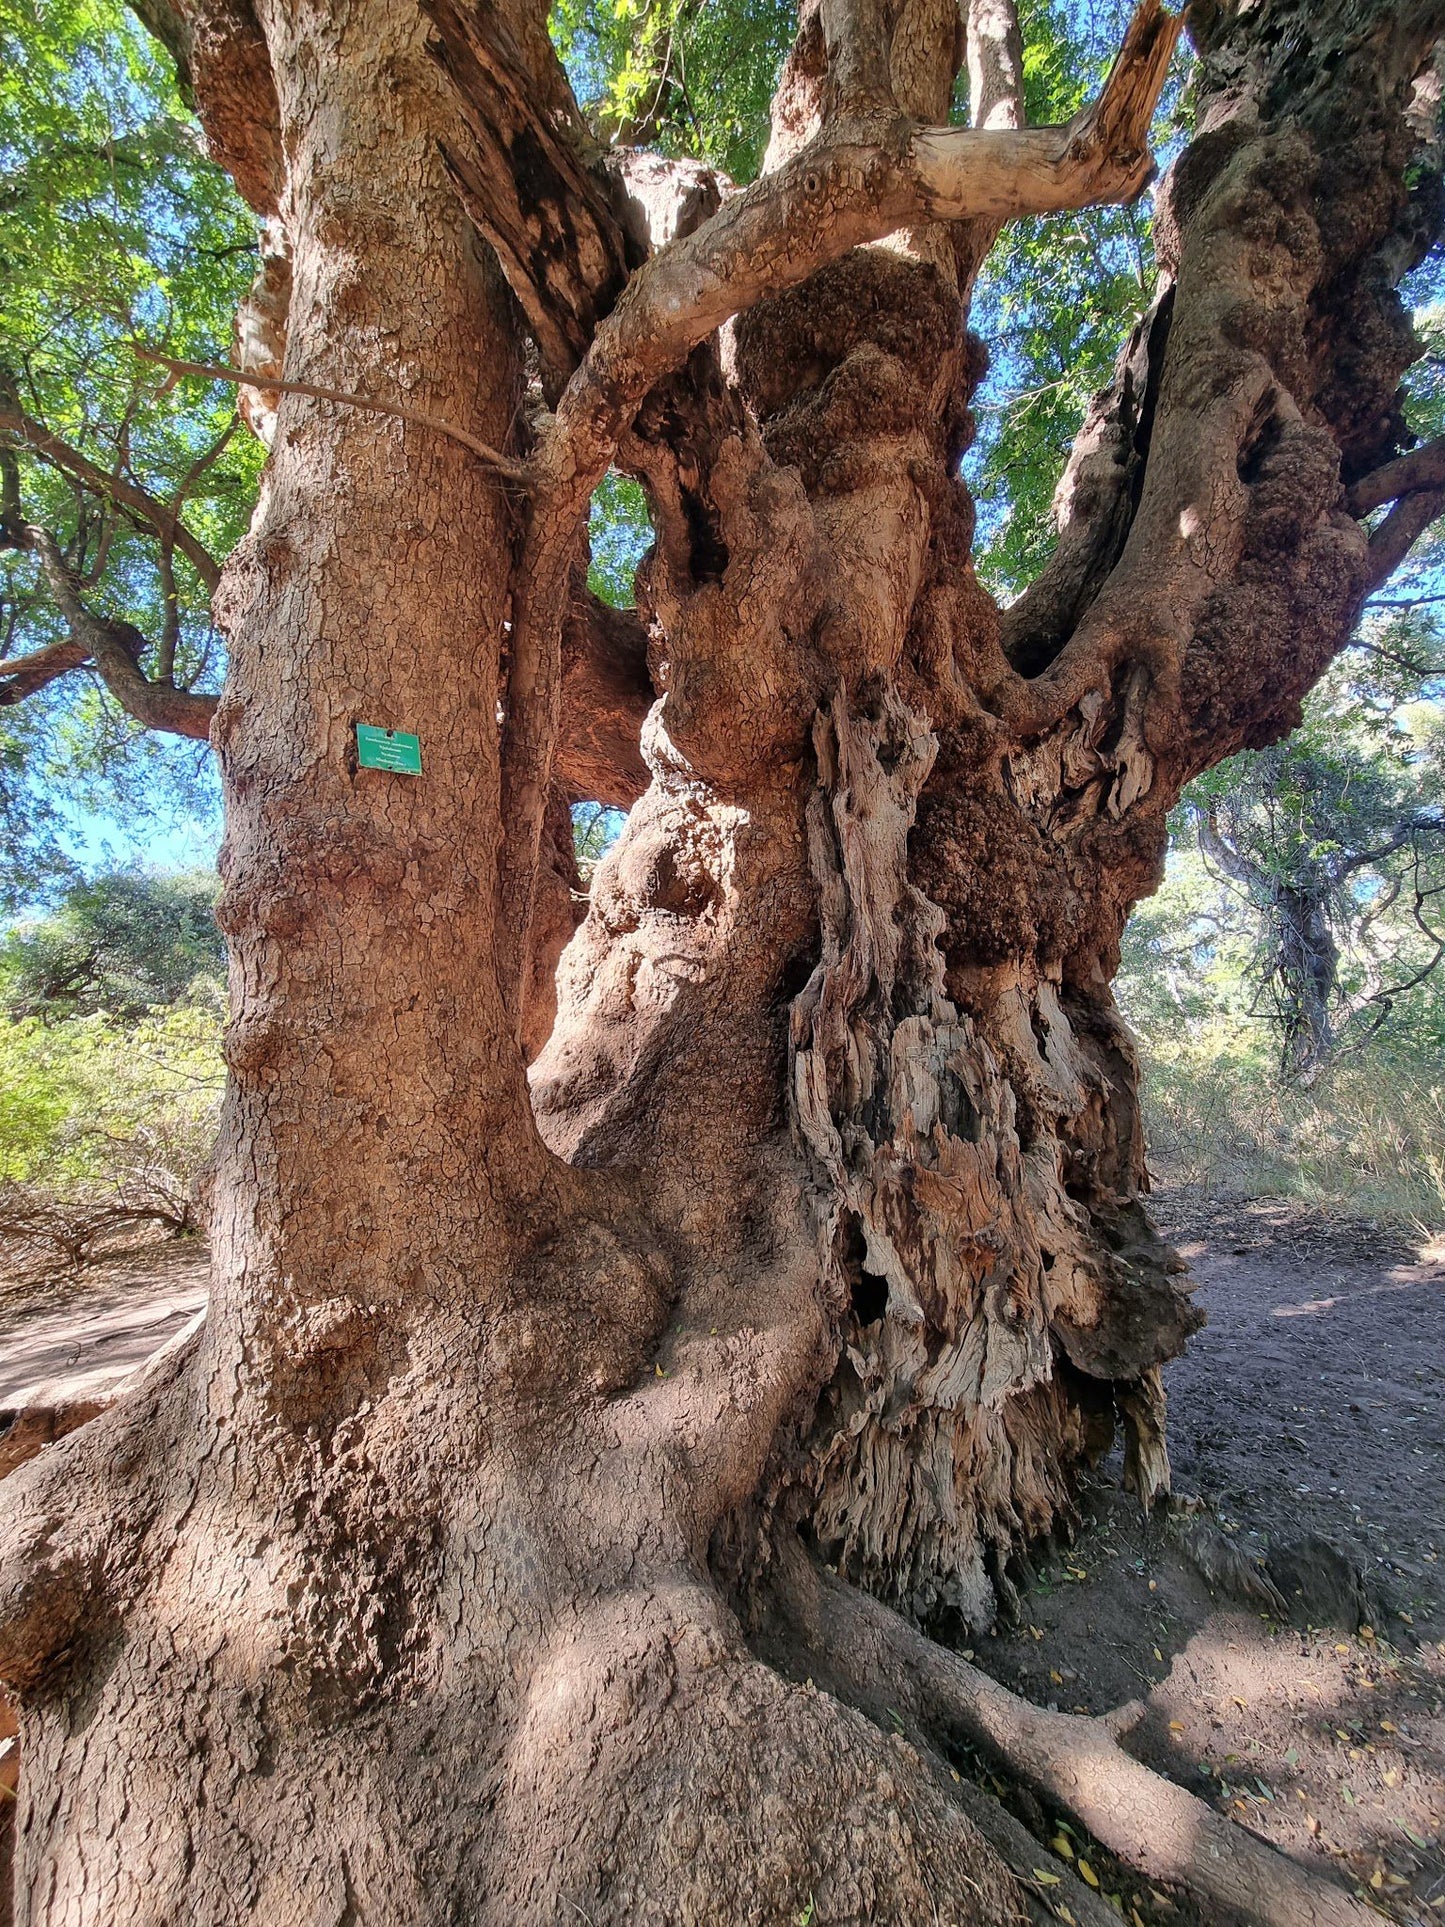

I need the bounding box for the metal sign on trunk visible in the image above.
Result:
[356,724,422,774]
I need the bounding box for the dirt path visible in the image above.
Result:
[1166,1192,1443,1630]
[977,1190,1444,1925]
[0,1239,208,1420]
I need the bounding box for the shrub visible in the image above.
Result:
[0,986,224,1269]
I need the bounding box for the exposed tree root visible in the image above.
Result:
[768,1544,1377,1927]
[950,1773,1123,1927]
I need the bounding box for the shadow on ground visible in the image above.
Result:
[976,1189,1444,1925]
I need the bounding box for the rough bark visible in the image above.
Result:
[3,0,1444,1919]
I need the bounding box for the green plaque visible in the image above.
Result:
[356,724,422,775]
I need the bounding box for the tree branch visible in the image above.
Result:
[551,0,1178,491]
[1195,801,1273,899]
[1361,484,1445,593]
[169,412,238,518]
[125,0,197,105]
[134,347,528,482]
[1346,433,1445,514]
[0,637,92,706]
[22,525,217,740]
[0,390,223,593]
[966,0,1026,130]
[1362,590,1445,610]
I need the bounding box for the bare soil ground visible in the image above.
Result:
[0,1191,1441,1923]
[0,1234,208,1415]
[976,1189,1444,1926]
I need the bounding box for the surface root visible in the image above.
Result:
[769,1544,1377,1927]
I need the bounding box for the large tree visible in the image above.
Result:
[2,0,1444,1920]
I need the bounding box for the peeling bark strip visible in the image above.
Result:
[3,0,1445,1919]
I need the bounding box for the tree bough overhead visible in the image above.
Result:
[1,0,1443,1919]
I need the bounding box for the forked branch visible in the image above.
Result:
[1347,434,1445,515]
[535,0,1180,509]
[14,524,217,739]
[1349,435,1445,591]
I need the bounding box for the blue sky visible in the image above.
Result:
[60,792,221,874]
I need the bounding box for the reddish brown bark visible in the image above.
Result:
[1,0,1442,1920]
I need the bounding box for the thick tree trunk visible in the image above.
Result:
[1,0,1442,1919]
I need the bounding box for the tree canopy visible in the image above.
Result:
[0,0,258,898]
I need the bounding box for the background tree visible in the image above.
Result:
[1183,633,1445,1080]
[1116,628,1445,1223]
[0,0,1444,1923]
[0,866,223,1021]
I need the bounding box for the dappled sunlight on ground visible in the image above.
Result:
[977,1189,1443,1924]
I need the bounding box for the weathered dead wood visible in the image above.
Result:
[425,0,631,389]
[787,688,1196,1622]
[776,1548,1378,1927]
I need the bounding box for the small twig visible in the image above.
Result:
[132,345,531,484]
[169,414,239,519]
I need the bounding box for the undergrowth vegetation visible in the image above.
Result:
[0,872,224,1270]
[1123,1019,1445,1228]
